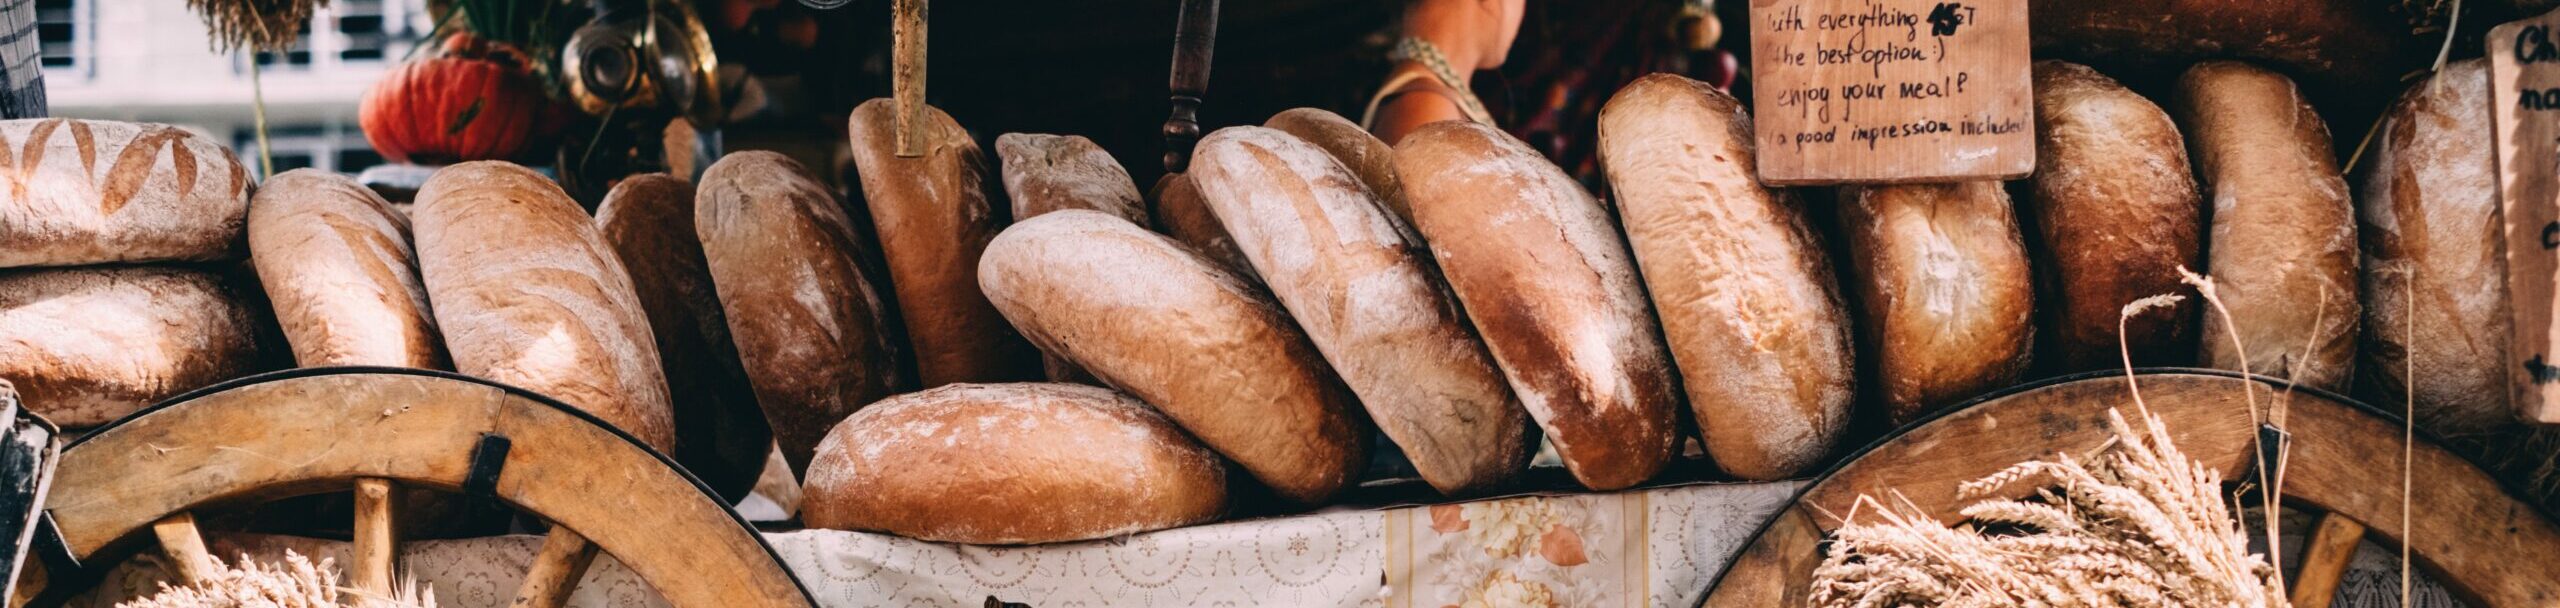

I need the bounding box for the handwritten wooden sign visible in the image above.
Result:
[2493,8,2560,424]
[1746,0,2033,185]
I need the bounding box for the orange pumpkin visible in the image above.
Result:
[359,35,570,165]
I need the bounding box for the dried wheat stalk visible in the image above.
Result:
[116,550,436,608]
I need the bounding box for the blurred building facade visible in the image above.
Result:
[38,0,430,175]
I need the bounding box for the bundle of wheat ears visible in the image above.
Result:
[115,551,435,608]
[1809,278,2298,607]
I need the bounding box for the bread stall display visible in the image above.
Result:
[20,1,2559,606]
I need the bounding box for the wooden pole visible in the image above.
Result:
[351,478,397,596]
[892,0,928,157]
[1162,0,1219,174]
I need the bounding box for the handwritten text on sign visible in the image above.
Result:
[2491,9,2560,424]
[1747,0,2032,185]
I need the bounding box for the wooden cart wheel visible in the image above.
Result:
[9,367,816,608]
[1699,368,2560,607]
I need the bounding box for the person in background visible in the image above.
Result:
[1363,0,1529,145]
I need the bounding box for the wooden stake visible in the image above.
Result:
[2289,513,2368,608]
[351,478,397,596]
[149,513,218,586]
[509,526,599,608]
[892,0,928,157]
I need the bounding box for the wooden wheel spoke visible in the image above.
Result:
[510,525,599,608]
[2289,512,2368,608]
[148,512,218,587]
[352,477,398,597]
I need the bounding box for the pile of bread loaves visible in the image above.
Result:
[0,54,2515,546]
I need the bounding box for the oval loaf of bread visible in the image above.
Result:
[1265,108,1412,226]
[413,161,676,450]
[0,119,253,268]
[2026,61,2204,371]
[248,168,448,370]
[979,210,1368,504]
[801,382,1228,544]
[0,267,266,427]
[1191,125,1532,496]
[1396,120,1681,491]
[596,172,774,500]
[1837,182,2034,423]
[696,152,904,475]
[2176,61,2361,391]
[847,99,1040,386]
[2358,60,2512,435]
[1596,73,1852,480]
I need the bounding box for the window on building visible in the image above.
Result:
[336,0,390,62]
[239,122,384,176]
[253,20,316,68]
[35,0,80,70]
[243,0,417,72]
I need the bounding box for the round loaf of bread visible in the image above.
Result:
[1148,172,1258,279]
[248,168,447,370]
[979,210,1367,504]
[994,133,1148,225]
[0,267,265,427]
[696,152,904,475]
[1191,126,1532,495]
[2359,60,2511,435]
[2175,61,2361,391]
[1596,74,1851,480]
[413,161,676,450]
[1837,182,2035,423]
[0,119,253,268]
[1265,108,1412,227]
[801,382,1227,544]
[596,172,774,501]
[847,99,1040,387]
[2027,61,2204,371]
[1395,120,1680,491]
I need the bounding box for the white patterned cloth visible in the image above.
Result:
[68,481,2460,607]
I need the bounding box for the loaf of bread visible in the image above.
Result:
[412,161,675,450]
[0,119,253,268]
[1595,74,1851,480]
[993,132,1147,385]
[1191,126,1532,495]
[846,99,1040,387]
[979,210,1367,504]
[1148,172,1258,279]
[247,169,448,370]
[1396,121,1680,490]
[0,267,265,427]
[596,173,773,501]
[801,382,1227,544]
[2175,61,2360,391]
[2027,61,2204,371]
[1265,108,1412,226]
[1837,182,2035,423]
[995,133,1148,225]
[695,152,904,475]
[2359,60,2511,435]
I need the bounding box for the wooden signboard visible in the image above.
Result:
[2494,8,2560,424]
[1746,0,2034,185]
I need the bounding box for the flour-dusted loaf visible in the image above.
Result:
[2027,61,2205,371]
[1191,126,1532,496]
[979,210,1368,504]
[847,99,1039,387]
[2175,61,2360,391]
[0,119,253,268]
[1265,108,1412,226]
[1837,182,2035,423]
[2359,60,2512,435]
[0,267,264,427]
[596,173,773,500]
[1396,120,1680,491]
[994,133,1148,225]
[1595,74,1852,480]
[1148,172,1257,278]
[412,161,675,450]
[247,169,447,370]
[801,382,1228,544]
[695,152,904,475]
[993,133,1147,385]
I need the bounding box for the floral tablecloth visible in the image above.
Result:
[68,480,2460,607]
